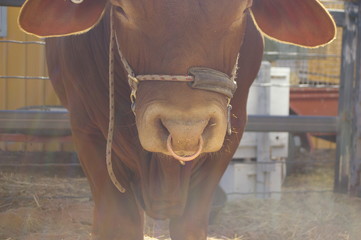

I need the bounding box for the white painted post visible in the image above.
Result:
[255,62,274,198]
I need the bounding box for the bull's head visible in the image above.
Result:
[19,0,336,161]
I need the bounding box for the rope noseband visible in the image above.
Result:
[107,6,239,192]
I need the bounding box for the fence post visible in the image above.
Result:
[255,62,273,198]
[350,0,361,197]
[335,1,361,197]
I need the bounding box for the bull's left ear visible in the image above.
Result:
[18,0,108,37]
[251,0,336,47]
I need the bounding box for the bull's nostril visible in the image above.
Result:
[158,119,170,140]
[203,118,217,138]
[207,118,217,128]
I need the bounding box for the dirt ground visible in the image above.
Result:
[1,149,361,240]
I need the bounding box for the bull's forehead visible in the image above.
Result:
[112,0,252,75]
[115,0,252,33]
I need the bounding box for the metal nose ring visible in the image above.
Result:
[166,135,203,162]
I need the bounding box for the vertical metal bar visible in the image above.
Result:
[335,2,359,194]
[0,13,6,151]
[349,1,361,197]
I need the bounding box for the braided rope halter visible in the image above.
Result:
[106,6,239,193]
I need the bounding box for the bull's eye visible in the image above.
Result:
[114,6,128,19]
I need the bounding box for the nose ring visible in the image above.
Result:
[166,135,203,162]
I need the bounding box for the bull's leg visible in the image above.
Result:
[168,185,212,240]
[71,129,144,240]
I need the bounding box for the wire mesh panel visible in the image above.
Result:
[264,0,344,88]
[0,7,69,152]
[263,0,344,149]
[265,1,343,88]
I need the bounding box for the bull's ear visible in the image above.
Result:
[251,0,336,47]
[18,0,107,37]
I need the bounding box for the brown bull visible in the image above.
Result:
[19,0,335,239]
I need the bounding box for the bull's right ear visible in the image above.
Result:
[251,0,336,47]
[18,0,108,37]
